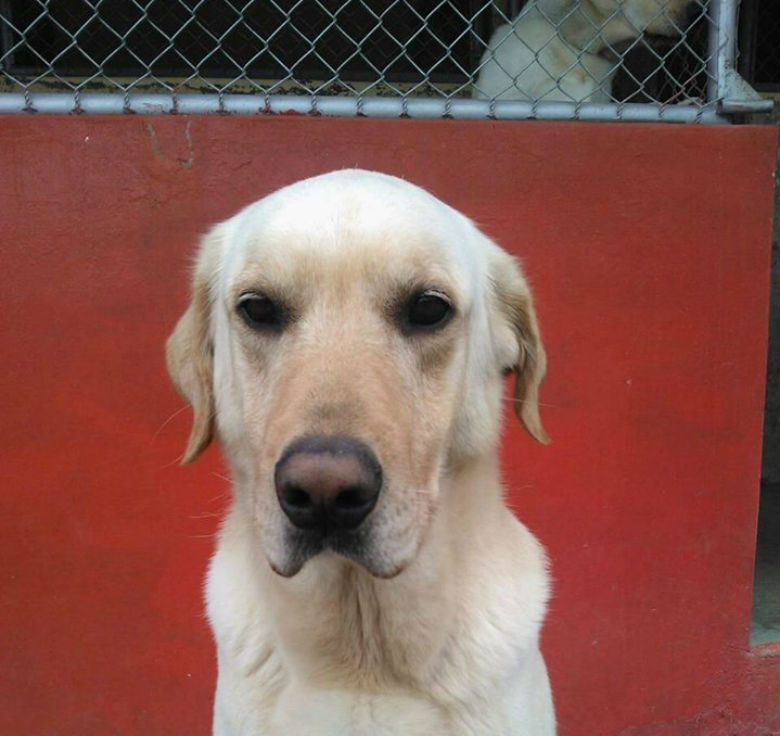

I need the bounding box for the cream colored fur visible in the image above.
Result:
[473,0,690,102]
[166,170,555,735]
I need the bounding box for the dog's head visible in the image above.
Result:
[588,0,698,38]
[167,170,547,578]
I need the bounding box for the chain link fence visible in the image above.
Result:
[0,0,771,122]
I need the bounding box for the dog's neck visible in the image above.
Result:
[541,0,640,54]
[262,451,509,692]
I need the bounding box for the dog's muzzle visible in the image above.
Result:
[274,435,382,534]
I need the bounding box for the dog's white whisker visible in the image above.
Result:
[152,403,191,440]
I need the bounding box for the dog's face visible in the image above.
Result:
[591,0,694,37]
[167,171,547,578]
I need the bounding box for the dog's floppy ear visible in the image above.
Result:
[490,250,550,445]
[165,227,222,464]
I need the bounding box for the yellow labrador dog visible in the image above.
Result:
[167,170,554,735]
[473,0,695,102]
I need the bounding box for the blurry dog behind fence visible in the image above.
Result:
[473,0,698,103]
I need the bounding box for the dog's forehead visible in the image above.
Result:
[220,170,484,289]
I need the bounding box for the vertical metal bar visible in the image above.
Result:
[706,0,723,103]
[707,0,773,110]
[707,0,739,103]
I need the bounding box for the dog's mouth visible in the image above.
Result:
[270,525,407,579]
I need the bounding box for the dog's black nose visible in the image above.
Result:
[274,435,382,532]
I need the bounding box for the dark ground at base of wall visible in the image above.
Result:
[751,482,780,645]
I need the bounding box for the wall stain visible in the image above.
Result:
[145,119,194,169]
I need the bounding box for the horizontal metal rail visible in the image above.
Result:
[0,92,727,123]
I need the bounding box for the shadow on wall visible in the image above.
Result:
[752,115,779,647]
[761,122,780,484]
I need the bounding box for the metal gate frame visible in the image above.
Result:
[0,0,772,122]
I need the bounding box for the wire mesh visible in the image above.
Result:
[0,0,757,120]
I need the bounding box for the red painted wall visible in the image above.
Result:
[0,117,777,735]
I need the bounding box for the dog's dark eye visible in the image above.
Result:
[237,293,284,331]
[406,291,452,330]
